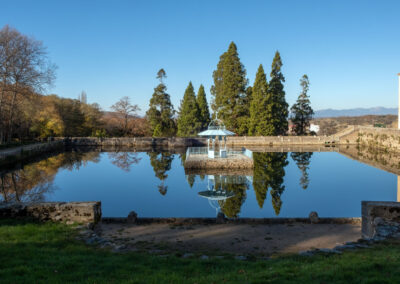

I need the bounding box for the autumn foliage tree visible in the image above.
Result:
[111,96,140,136]
[0,25,56,143]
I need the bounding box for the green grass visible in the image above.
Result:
[1,219,400,283]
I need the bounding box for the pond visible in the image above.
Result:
[0,148,396,218]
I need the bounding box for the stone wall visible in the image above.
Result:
[353,127,400,152]
[362,201,400,239]
[65,136,337,148]
[0,201,101,225]
[0,141,64,167]
[65,137,207,148]
[338,145,400,176]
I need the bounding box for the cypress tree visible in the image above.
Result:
[268,51,289,135]
[211,42,249,135]
[248,64,273,135]
[290,75,314,135]
[196,84,211,130]
[177,82,202,137]
[146,69,176,137]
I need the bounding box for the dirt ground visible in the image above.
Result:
[99,222,361,256]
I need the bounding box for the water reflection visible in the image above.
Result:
[1,147,397,218]
[291,152,313,190]
[108,152,141,172]
[147,152,174,196]
[0,150,101,204]
[253,152,288,215]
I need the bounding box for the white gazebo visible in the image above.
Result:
[197,119,235,158]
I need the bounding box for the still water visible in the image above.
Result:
[0,149,396,218]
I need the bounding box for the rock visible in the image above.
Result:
[112,244,126,252]
[299,250,314,256]
[182,253,194,258]
[309,211,319,223]
[66,221,74,225]
[235,255,247,261]
[200,255,209,260]
[373,217,384,226]
[319,248,342,254]
[127,211,138,223]
[216,212,226,224]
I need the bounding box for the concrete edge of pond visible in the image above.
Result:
[101,216,362,225]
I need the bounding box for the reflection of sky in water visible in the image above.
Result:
[29,151,395,218]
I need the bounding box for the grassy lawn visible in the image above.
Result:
[1,219,400,283]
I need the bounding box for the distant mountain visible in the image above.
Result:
[314,107,398,118]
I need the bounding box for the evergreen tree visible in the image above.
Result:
[146,69,176,137]
[177,82,202,137]
[268,51,289,135]
[290,75,314,135]
[211,42,249,135]
[196,84,211,130]
[248,64,273,135]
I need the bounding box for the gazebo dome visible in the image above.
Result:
[198,119,235,137]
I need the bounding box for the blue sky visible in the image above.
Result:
[1,0,400,115]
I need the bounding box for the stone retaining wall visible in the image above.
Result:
[362,201,400,239]
[0,141,64,167]
[0,201,101,225]
[65,137,207,148]
[354,127,400,152]
[101,217,361,225]
[65,136,337,148]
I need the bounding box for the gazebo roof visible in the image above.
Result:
[197,119,235,136]
[198,129,235,136]
[198,190,235,200]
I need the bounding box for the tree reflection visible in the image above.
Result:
[219,182,248,218]
[252,152,288,215]
[108,152,141,172]
[148,152,174,196]
[291,152,313,190]
[0,151,101,204]
[186,174,195,188]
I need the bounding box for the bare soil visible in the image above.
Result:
[99,222,361,256]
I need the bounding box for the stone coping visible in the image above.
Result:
[101,217,361,225]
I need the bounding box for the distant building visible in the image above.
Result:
[309,124,320,133]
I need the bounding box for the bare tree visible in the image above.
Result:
[111,96,140,135]
[0,25,56,143]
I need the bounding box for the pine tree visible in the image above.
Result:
[211,42,249,135]
[177,82,202,137]
[290,75,314,135]
[268,51,289,135]
[248,64,274,135]
[146,69,176,137]
[196,84,211,130]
